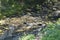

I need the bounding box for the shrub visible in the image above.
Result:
[42,19,60,40]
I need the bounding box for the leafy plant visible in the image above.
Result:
[42,19,60,40]
[19,34,35,40]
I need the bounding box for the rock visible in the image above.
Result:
[0,15,46,39]
[0,20,6,25]
[48,10,60,21]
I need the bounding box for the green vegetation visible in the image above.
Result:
[19,34,35,40]
[42,29,60,40]
[42,19,60,40]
